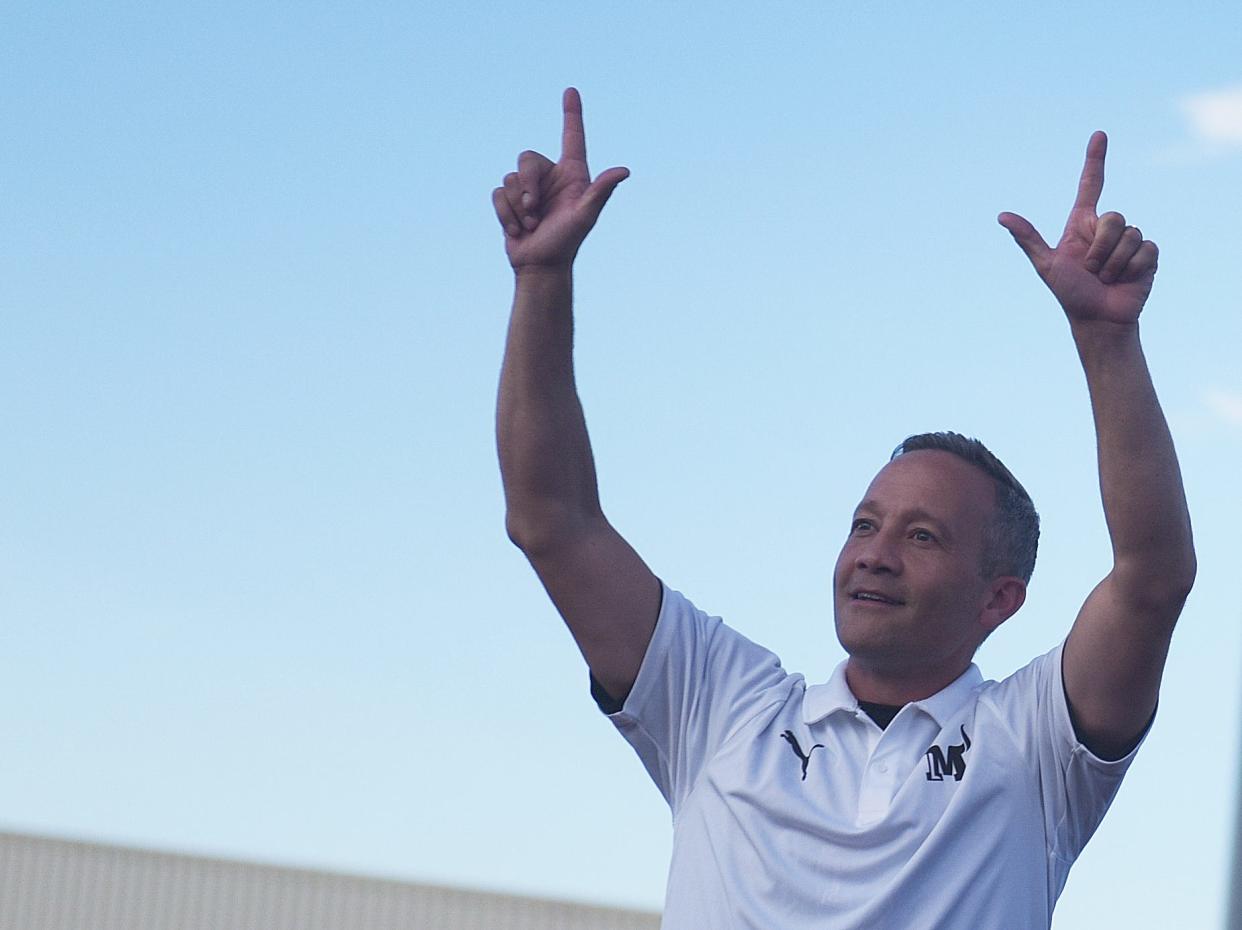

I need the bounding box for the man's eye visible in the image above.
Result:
[912,529,936,543]
[851,519,874,533]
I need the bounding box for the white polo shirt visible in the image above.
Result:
[601,584,1144,930]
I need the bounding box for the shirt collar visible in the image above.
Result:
[802,660,984,728]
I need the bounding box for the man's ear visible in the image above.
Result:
[979,576,1027,634]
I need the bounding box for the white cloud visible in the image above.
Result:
[1204,388,1242,427]
[1179,85,1242,150]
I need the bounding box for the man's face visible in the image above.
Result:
[833,450,998,678]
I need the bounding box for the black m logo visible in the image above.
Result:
[925,725,972,782]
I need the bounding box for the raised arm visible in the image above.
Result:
[1000,132,1196,759]
[493,88,659,703]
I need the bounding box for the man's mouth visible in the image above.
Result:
[850,590,905,606]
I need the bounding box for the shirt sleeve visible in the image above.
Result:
[596,582,794,814]
[984,641,1151,878]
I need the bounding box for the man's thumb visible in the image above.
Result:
[998,212,1052,274]
[581,167,630,222]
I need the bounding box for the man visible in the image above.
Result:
[493,89,1195,929]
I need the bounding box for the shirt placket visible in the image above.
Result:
[855,710,937,825]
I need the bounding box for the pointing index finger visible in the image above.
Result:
[561,87,587,163]
[1073,130,1108,213]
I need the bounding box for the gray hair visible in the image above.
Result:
[892,431,1039,584]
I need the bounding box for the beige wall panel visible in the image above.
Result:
[0,832,659,930]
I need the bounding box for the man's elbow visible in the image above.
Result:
[1175,549,1198,600]
[1115,548,1197,614]
[1160,544,1198,605]
[504,504,602,558]
[505,512,551,555]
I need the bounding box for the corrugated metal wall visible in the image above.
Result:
[0,832,660,930]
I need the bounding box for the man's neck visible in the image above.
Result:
[843,657,972,707]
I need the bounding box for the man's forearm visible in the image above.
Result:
[1074,320,1196,605]
[496,266,603,551]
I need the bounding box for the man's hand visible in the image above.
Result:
[999,132,1157,326]
[492,88,630,272]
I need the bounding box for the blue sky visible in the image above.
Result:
[4,2,1242,926]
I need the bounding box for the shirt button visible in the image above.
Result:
[877,763,889,773]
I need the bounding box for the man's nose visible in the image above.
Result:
[855,534,902,574]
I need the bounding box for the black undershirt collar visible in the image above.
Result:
[858,700,904,730]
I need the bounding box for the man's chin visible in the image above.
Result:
[834,623,905,663]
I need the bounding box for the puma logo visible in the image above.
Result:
[780,730,824,781]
